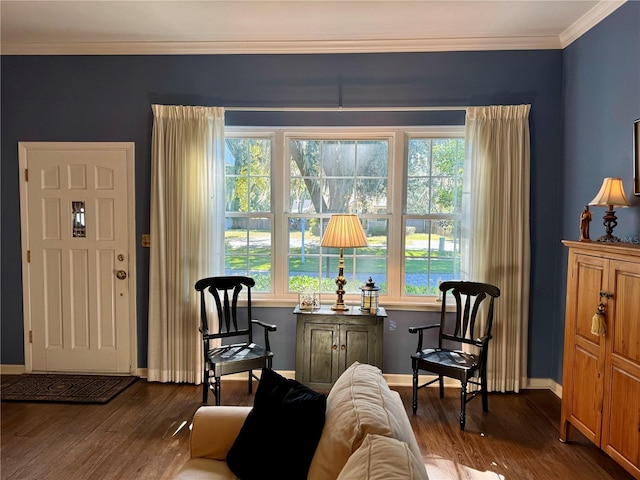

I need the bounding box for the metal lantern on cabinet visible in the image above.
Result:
[360,277,380,313]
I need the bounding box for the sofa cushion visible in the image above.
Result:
[307,362,423,480]
[337,434,429,480]
[173,458,239,480]
[226,368,326,480]
[190,406,252,461]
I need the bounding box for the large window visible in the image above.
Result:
[224,127,465,305]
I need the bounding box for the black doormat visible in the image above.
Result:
[1,374,138,404]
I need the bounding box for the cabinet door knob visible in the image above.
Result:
[341,344,346,350]
[332,344,338,351]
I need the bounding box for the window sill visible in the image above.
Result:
[250,296,454,312]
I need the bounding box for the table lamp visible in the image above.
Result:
[321,214,368,311]
[588,177,630,242]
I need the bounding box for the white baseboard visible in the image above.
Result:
[0,364,26,375]
[383,373,460,387]
[526,377,562,398]
[386,374,563,399]
[138,369,296,382]
[0,363,563,398]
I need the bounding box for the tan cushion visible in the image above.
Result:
[307,362,423,480]
[337,434,429,480]
[189,406,252,460]
[173,458,239,480]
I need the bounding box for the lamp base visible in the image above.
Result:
[598,207,620,243]
[331,249,349,311]
[331,303,349,311]
[595,234,622,243]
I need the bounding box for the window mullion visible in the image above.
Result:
[387,130,404,302]
[273,129,287,297]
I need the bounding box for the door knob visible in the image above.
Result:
[116,270,127,280]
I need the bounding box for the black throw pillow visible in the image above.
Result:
[226,368,327,480]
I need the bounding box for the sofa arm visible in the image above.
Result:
[190,406,252,460]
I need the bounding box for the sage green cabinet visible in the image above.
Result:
[294,305,387,391]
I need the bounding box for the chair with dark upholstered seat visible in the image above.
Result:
[409,280,500,430]
[195,276,277,405]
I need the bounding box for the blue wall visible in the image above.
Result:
[559,3,640,380]
[0,46,567,379]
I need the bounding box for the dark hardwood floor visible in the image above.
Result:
[1,376,634,480]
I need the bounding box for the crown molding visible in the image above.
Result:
[1,35,563,56]
[2,0,625,56]
[560,0,626,48]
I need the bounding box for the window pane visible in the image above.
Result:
[404,218,461,296]
[225,138,271,213]
[322,141,355,177]
[288,217,321,255]
[430,177,462,214]
[407,138,431,176]
[290,140,322,177]
[407,137,464,214]
[406,178,430,214]
[288,216,322,292]
[224,216,272,292]
[71,201,86,238]
[357,140,388,177]
[360,219,388,293]
[357,179,387,214]
[291,186,320,214]
[322,178,354,213]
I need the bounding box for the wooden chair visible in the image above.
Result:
[195,276,277,405]
[409,281,500,430]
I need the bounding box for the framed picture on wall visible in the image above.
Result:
[635,118,640,196]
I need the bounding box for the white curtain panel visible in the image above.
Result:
[463,105,531,393]
[148,105,225,384]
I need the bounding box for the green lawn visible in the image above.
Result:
[224,229,459,293]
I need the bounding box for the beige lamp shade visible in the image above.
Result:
[321,214,369,248]
[589,177,631,208]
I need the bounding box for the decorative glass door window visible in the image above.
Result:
[72,201,86,238]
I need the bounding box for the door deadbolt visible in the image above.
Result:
[116,270,127,280]
[117,254,125,262]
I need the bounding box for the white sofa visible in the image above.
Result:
[174,362,429,479]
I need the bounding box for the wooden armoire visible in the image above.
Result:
[560,240,640,479]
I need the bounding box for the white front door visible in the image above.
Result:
[19,142,137,374]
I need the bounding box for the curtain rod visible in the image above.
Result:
[225,106,469,113]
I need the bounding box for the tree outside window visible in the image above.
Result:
[223,128,465,301]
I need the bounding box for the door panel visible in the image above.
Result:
[601,259,640,477]
[561,252,606,444]
[602,366,640,475]
[609,261,640,365]
[20,142,136,374]
[303,323,337,387]
[341,326,376,372]
[570,345,602,443]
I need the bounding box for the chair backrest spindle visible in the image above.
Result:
[440,281,499,347]
[195,276,255,339]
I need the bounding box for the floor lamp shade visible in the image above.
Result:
[321,215,368,310]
